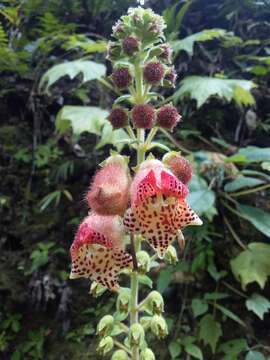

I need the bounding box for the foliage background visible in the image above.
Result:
[0,0,270,359]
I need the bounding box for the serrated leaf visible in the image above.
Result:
[231,243,270,290]
[224,177,264,192]
[237,204,270,238]
[56,106,108,135]
[185,344,203,360]
[171,29,227,56]
[199,314,222,353]
[39,60,106,94]
[173,76,256,108]
[191,299,208,318]
[246,293,270,320]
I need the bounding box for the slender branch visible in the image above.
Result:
[230,183,270,197]
[159,128,192,154]
[224,215,247,250]
[114,340,132,355]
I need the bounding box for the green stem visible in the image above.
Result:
[230,183,270,197]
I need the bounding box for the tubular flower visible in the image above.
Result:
[87,155,131,216]
[70,213,132,290]
[123,160,202,257]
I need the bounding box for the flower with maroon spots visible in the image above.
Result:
[70,213,132,291]
[123,160,202,257]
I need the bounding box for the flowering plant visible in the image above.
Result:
[70,7,202,359]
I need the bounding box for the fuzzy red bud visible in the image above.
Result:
[122,36,139,56]
[108,108,129,129]
[112,67,132,89]
[143,61,165,85]
[131,104,156,129]
[156,105,181,130]
[163,153,193,184]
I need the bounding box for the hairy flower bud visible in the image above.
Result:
[141,348,156,360]
[164,245,178,265]
[144,61,165,85]
[164,66,177,88]
[163,152,193,184]
[137,250,151,274]
[87,154,130,215]
[156,104,181,130]
[116,288,131,318]
[131,104,156,129]
[158,43,173,63]
[122,36,140,56]
[112,20,126,39]
[108,107,129,129]
[107,41,122,61]
[144,291,164,315]
[150,315,168,339]
[97,315,114,337]
[112,67,132,89]
[97,336,114,355]
[112,350,129,360]
[128,323,145,347]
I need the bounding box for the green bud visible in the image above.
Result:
[97,315,114,337]
[97,336,114,356]
[141,348,156,360]
[128,323,145,347]
[164,245,178,265]
[89,281,107,298]
[150,315,168,339]
[107,41,122,61]
[144,291,164,315]
[137,251,151,274]
[116,288,131,316]
[111,349,129,360]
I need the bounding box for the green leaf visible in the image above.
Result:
[246,293,270,320]
[191,299,208,318]
[188,175,216,216]
[231,243,270,290]
[204,292,229,301]
[39,60,106,94]
[237,146,270,163]
[169,341,182,358]
[56,106,108,135]
[218,338,247,360]
[237,204,270,237]
[224,177,264,192]
[138,275,153,288]
[199,314,222,353]
[157,269,172,293]
[174,76,256,108]
[214,303,245,326]
[185,344,203,360]
[245,351,266,360]
[171,29,227,56]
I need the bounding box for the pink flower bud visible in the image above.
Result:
[131,104,156,129]
[124,159,202,257]
[156,105,181,130]
[87,155,130,216]
[143,61,165,85]
[112,67,132,89]
[163,152,193,184]
[70,213,132,290]
[164,66,177,88]
[122,36,140,56]
[159,43,173,63]
[108,107,129,129]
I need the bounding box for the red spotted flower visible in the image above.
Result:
[124,160,202,257]
[70,213,132,290]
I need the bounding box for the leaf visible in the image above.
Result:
[245,351,266,360]
[157,269,172,293]
[56,106,108,136]
[187,175,216,216]
[191,299,208,317]
[169,341,182,358]
[173,76,256,108]
[238,146,270,163]
[218,338,247,359]
[237,204,270,237]
[224,177,264,192]
[231,243,270,290]
[185,344,203,360]
[138,275,153,288]
[39,60,106,94]
[246,293,270,320]
[214,303,245,326]
[172,29,227,56]
[199,314,222,353]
